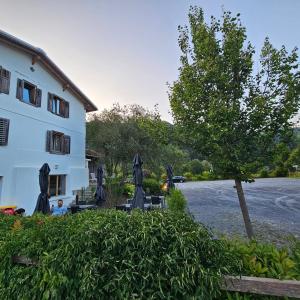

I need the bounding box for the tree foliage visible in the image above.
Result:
[169,7,300,181]
[86,103,188,177]
[169,7,300,238]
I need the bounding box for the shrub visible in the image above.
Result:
[166,188,187,212]
[202,171,217,180]
[273,166,288,177]
[0,211,236,299]
[183,172,193,181]
[142,178,161,195]
[222,238,300,299]
[123,183,135,198]
[105,177,124,207]
[259,168,269,178]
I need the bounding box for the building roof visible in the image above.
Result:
[0,30,97,112]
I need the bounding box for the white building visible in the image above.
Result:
[0,30,97,214]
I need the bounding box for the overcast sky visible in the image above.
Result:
[1,0,299,122]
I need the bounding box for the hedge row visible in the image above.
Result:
[0,211,237,300]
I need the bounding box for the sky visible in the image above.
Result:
[0,0,299,122]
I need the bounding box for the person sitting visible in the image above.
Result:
[14,208,25,216]
[51,199,68,216]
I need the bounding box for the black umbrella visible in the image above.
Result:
[131,154,145,209]
[34,163,51,214]
[95,164,106,206]
[166,165,175,192]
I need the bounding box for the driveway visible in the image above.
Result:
[177,178,300,240]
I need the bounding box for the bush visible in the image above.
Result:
[183,172,193,181]
[105,177,124,207]
[123,183,135,198]
[221,237,300,299]
[142,178,161,195]
[166,188,187,212]
[0,211,236,299]
[273,166,288,177]
[259,168,269,178]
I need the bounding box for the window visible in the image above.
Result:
[48,175,66,197]
[16,79,42,107]
[0,66,11,94]
[0,118,9,146]
[46,130,70,154]
[48,93,69,118]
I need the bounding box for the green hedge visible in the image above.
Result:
[0,211,236,299]
[142,178,161,195]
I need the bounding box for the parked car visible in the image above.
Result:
[172,176,186,183]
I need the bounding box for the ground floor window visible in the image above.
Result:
[48,175,66,197]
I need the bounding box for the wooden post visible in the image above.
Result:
[222,276,300,298]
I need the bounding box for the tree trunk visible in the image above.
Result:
[234,179,254,239]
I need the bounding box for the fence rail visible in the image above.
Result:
[222,275,300,298]
[12,256,300,298]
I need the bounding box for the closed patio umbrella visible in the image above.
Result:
[95,164,106,206]
[131,154,145,209]
[166,165,175,192]
[34,163,50,214]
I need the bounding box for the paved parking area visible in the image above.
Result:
[178,178,300,239]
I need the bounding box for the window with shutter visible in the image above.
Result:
[46,130,70,154]
[47,93,70,118]
[63,135,71,154]
[0,67,11,94]
[0,118,9,146]
[16,79,42,107]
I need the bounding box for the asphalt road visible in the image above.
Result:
[177,178,300,239]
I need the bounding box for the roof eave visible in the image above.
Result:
[0,30,97,112]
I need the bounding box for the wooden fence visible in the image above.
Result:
[12,256,300,298]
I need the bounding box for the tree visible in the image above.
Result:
[87,104,161,177]
[169,7,300,238]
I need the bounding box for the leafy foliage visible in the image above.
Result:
[223,238,300,299]
[86,103,189,178]
[169,6,300,182]
[166,189,187,212]
[142,178,161,195]
[0,211,236,300]
[169,6,300,238]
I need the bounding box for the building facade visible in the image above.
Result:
[0,30,97,214]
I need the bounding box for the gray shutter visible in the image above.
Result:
[47,93,53,112]
[0,118,10,146]
[64,101,69,118]
[60,100,65,117]
[46,130,53,152]
[29,86,36,104]
[36,88,42,107]
[63,135,71,154]
[0,67,11,94]
[16,79,24,100]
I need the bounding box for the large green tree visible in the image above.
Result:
[86,103,187,178]
[169,7,300,238]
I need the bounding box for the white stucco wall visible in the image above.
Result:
[0,42,89,214]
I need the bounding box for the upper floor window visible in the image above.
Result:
[0,66,11,94]
[0,118,9,146]
[48,93,69,118]
[16,79,42,107]
[46,130,70,154]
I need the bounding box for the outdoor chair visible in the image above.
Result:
[151,196,161,209]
